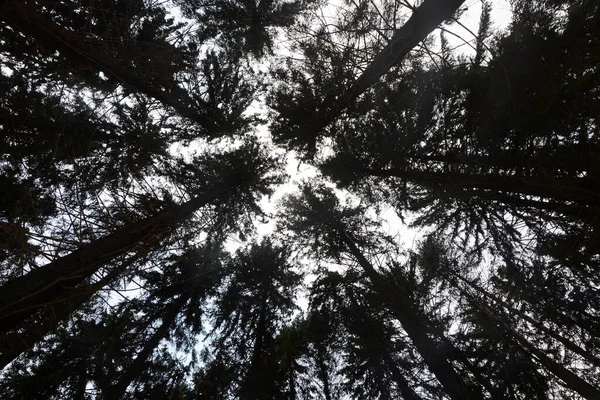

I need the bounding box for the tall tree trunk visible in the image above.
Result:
[241,299,269,400]
[288,367,297,400]
[391,144,598,177]
[388,363,422,400]
[350,0,465,98]
[0,184,231,333]
[468,296,600,400]
[359,166,600,214]
[439,335,504,399]
[335,228,483,400]
[453,274,600,369]
[0,0,214,129]
[106,297,186,399]
[0,261,127,369]
[315,345,333,400]
[300,0,466,135]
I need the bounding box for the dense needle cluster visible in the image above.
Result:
[0,0,599,399]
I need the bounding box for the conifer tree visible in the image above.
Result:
[1,0,599,397]
[280,184,483,399]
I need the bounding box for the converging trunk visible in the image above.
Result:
[106,297,186,399]
[388,363,422,400]
[336,229,483,400]
[453,274,600,369]
[469,296,600,400]
[0,184,231,333]
[0,262,126,369]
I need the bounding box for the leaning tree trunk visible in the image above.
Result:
[298,0,466,136]
[240,298,270,400]
[0,260,127,369]
[0,0,214,130]
[335,228,483,400]
[435,332,504,399]
[350,0,466,97]
[314,344,333,400]
[467,295,600,400]
[106,297,186,399]
[0,183,231,334]
[452,273,600,369]
[388,361,422,400]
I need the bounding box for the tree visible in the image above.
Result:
[0,140,283,335]
[2,0,599,397]
[313,0,600,258]
[104,242,226,398]
[464,294,600,400]
[269,0,467,155]
[176,0,320,57]
[188,240,302,399]
[427,235,600,398]
[280,184,483,399]
[308,269,422,399]
[0,257,126,369]
[0,240,225,399]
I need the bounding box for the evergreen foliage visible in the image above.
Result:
[1,0,599,398]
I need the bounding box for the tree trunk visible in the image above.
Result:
[453,274,600,369]
[350,0,466,98]
[469,297,600,400]
[360,166,600,212]
[241,299,269,400]
[439,335,504,399]
[315,345,333,400]
[0,0,214,130]
[388,363,422,400]
[288,366,297,400]
[106,297,186,399]
[336,229,483,400]
[301,0,466,135]
[0,261,126,369]
[0,184,231,333]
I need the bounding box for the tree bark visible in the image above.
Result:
[315,345,333,400]
[0,184,231,333]
[335,228,483,400]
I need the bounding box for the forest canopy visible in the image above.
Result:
[0,0,599,399]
